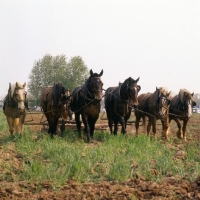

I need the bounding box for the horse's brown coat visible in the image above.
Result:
[169,89,196,141]
[70,69,103,143]
[105,77,140,135]
[40,83,71,137]
[135,87,171,139]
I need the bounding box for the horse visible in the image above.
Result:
[40,83,71,137]
[135,87,171,139]
[70,69,103,143]
[104,77,141,135]
[3,82,28,135]
[169,89,196,141]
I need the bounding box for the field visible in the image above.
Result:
[0,110,200,199]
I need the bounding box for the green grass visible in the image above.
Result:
[0,110,200,189]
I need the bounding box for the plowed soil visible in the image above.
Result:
[0,112,200,200]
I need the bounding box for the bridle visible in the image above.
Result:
[12,87,27,106]
[119,82,139,102]
[90,76,103,92]
[82,76,103,100]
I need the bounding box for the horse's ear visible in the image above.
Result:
[155,87,159,98]
[137,85,141,92]
[99,69,103,76]
[90,69,93,76]
[191,92,194,96]
[135,77,140,83]
[23,82,26,87]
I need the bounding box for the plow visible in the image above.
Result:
[24,110,137,132]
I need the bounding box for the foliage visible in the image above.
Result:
[28,54,89,102]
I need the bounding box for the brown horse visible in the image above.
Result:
[135,87,171,139]
[40,83,71,137]
[105,77,140,135]
[169,89,196,141]
[3,82,28,135]
[70,69,103,143]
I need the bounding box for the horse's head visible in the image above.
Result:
[11,82,27,112]
[155,87,171,119]
[89,69,104,100]
[121,77,141,108]
[62,88,72,105]
[52,83,67,106]
[179,89,196,118]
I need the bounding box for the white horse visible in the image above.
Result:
[3,82,28,135]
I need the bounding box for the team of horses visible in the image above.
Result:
[3,70,196,142]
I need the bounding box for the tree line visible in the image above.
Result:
[28,54,200,107]
[28,54,89,106]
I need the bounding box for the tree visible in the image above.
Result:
[194,93,200,105]
[28,54,89,103]
[65,56,89,90]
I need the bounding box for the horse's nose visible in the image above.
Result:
[133,102,139,108]
[18,102,25,111]
[95,96,102,101]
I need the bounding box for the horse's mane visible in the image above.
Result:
[52,83,65,106]
[10,82,26,97]
[179,89,192,104]
[157,87,170,96]
[82,73,100,96]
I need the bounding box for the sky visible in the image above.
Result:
[0,0,200,99]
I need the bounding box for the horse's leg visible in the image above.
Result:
[107,112,113,134]
[182,119,188,141]
[147,117,152,136]
[113,119,118,135]
[18,114,25,134]
[152,118,157,138]
[48,116,57,138]
[6,116,14,135]
[119,116,126,134]
[54,117,59,135]
[108,118,113,134]
[173,118,183,139]
[60,119,65,137]
[161,117,170,140]
[88,118,97,140]
[82,116,90,143]
[143,116,147,134]
[14,118,19,134]
[45,115,51,134]
[75,113,82,138]
[135,114,142,136]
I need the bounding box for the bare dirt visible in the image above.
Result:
[0,112,200,200]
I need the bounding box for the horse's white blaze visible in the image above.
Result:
[188,101,192,118]
[17,88,25,109]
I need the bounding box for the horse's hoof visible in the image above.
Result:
[183,137,187,142]
[176,132,183,139]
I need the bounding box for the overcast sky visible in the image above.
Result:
[0,0,200,99]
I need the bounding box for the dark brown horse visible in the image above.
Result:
[135,87,171,139]
[40,83,71,137]
[3,82,28,135]
[169,89,196,141]
[70,69,103,143]
[105,77,140,135]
